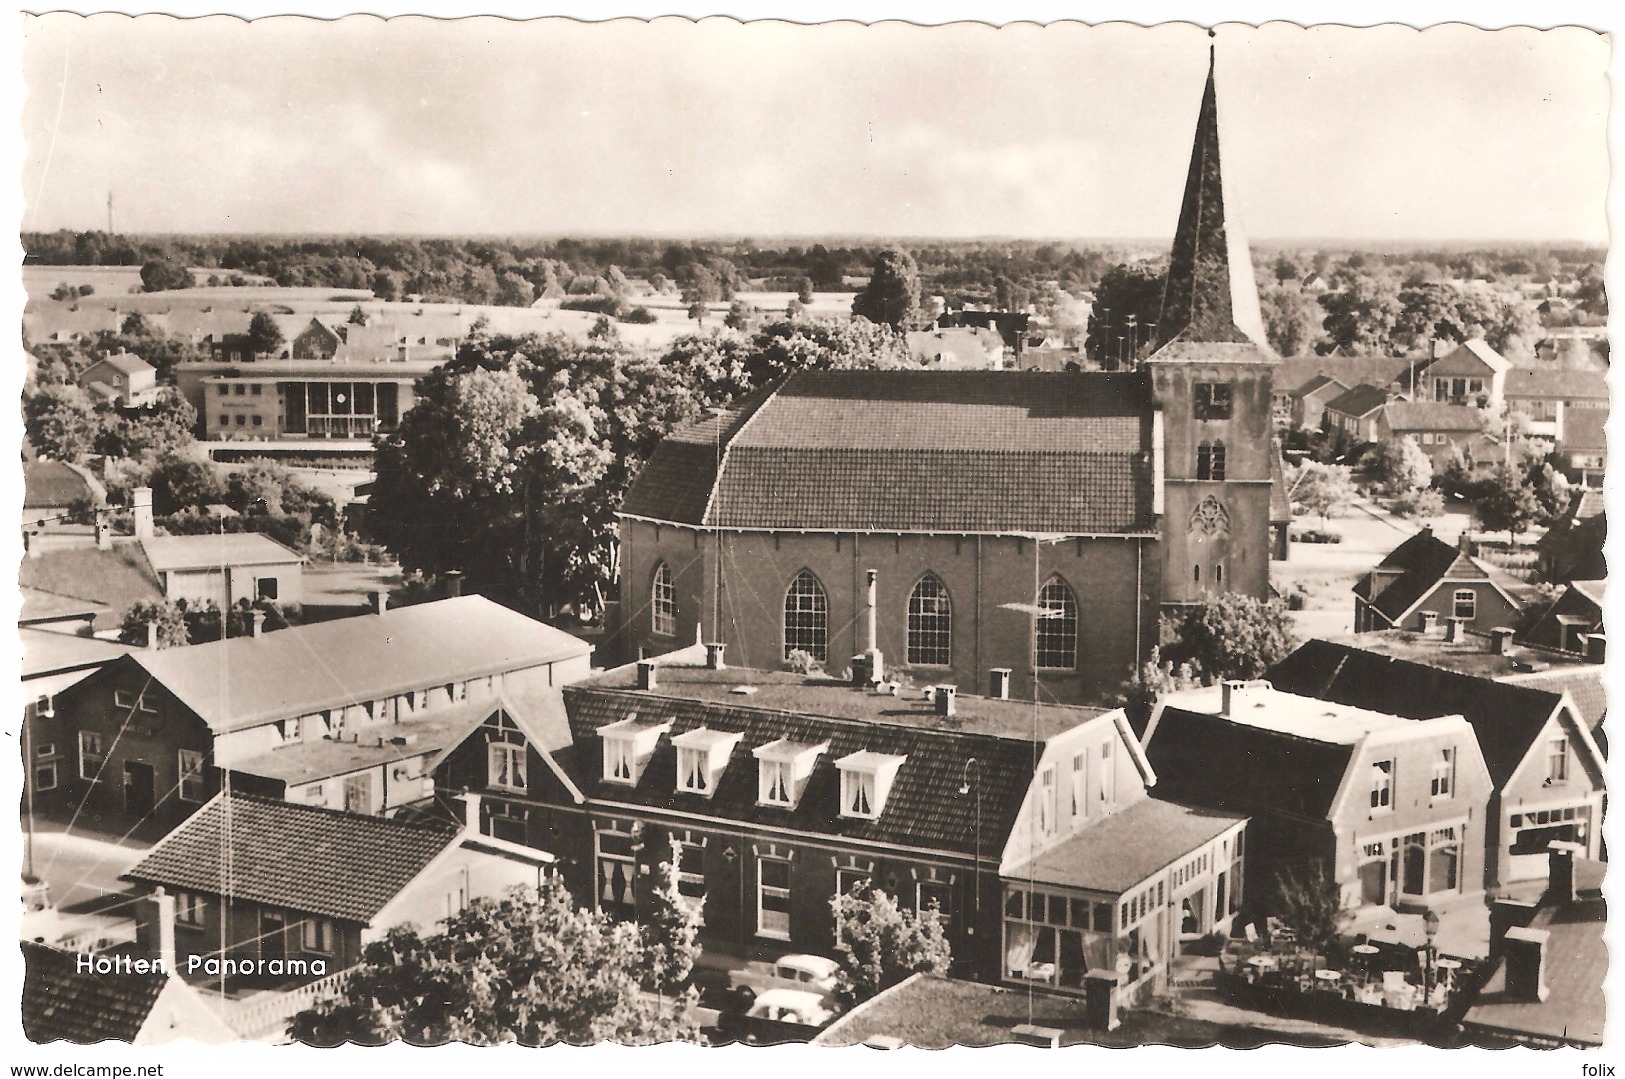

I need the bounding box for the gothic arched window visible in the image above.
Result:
[907,574,952,666]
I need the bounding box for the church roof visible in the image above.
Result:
[620,370,1157,535]
[1149,46,1275,362]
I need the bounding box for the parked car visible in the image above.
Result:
[727,953,842,1009]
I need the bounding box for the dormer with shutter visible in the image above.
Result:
[672,727,743,798]
[753,739,829,809]
[835,751,908,820]
[596,712,673,786]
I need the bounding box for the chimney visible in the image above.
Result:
[151,888,177,973]
[636,659,658,691]
[1418,610,1439,635]
[989,667,1012,700]
[1585,633,1607,664]
[250,610,266,638]
[933,684,957,717]
[1502,927,1551,1002]
[460,791,483,839]
[94,513,111,551]
[369,590,389,615]
[132,486,154,541]
[704,642,727,670]
[1548,841,1584,904]
[443,570,464,598]
[863,569,884,684]
[1489,627,1515,655]
[1445,617,1467,643]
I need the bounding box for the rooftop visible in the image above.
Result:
[141,532,305,572]
[1010,797,1245,894]
[1161,683,1409,745]
[123,793,462,923]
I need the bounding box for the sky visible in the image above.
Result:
[18,17,1613,243]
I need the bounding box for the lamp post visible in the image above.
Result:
[1423,908,1441,1000]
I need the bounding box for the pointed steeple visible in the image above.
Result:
[1151,39,1273,357]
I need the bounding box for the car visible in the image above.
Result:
[727,953,842,1008]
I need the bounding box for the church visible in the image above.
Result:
[615,51,1281,704]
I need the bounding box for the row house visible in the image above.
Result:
[46,594,592,834]
[1266,641,1606,889]
[1144,680,1494,913]
[1353,526,1522,635]
[432,643,1247,1002]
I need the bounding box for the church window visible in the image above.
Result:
[1034,577,1078,671]
[907,574,952,666]
[1194,383,1233,420]
[784,570,829,662]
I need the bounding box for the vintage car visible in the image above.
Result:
[727,953,842,1008]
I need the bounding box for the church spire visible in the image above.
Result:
[1151,39,1273,356]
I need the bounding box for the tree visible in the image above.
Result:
[117,600,189,649]
[1476,464,1542,542]
[23,384,101,461]
[1266,862,1349,952]
[1259,284,1324,357]
[1160,594,1298,683]
[1085,261,1165,366]
[287,880,700,1046]
[1367,435,1433,496]
[830,881,951,1009]
[1291,462,1355,526]
[246,311,285,357]
[851,247,922,330]
[139,258,192,292]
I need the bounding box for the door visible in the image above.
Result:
[123,761,156,817]
[260,912,286,965]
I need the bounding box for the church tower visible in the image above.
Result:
[1147,41,1279,608]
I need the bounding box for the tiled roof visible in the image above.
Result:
[19,543,165,632]
[24,461,95,509]
[1352,528,1493,624]
[1558,408,1606,452]
[140,532,304,572]
[1265,641,1566,787]
[1504,367,1608,400]
[559,676,1072,859]
[1143,706,1353,820]
[1325,384,1390,418]
[623,371,1156,534]
[22,942,166,1043]
[1381,402,1486,433]
[122,794,460,922]
[1010,797,1246,894]
[127,595,592,732]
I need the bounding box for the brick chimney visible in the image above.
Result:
[988,668,1012,700]
[933,684,957,717]
[636,659,658,691]
[1502,926,1550,1002]
[132,486,154,541]
[443,569,463,598]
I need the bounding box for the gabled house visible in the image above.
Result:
[22,940,238,1045]
[1353,527,1522,635]
[1323,384,1391,442]
[1375,403,1495,467]
[77,351,157,406]
[1514,580,1605,660]
[47,594,593,832]
[1144,680,1493,913]
[1265,641,1606,890]
[433,644,1246,1000]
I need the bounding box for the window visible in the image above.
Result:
[34,762,58,792]
[1370,759,1394,812]
[175,892,206,927]
[178,750,206,803]
[906,574,952,666]
[1194,382,1233,420]
[78,732,106,780]
[1034,577,1078,670]
[651,562,676,637]
[783,570,829,662]
[1548,737,1570,783]
[758,857,792,939]
[1452,589,1476,621]
[489,742,527,792]
[301,917,334,953]
[1431,748,1454,798]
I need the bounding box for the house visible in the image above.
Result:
[1323,384,1390,442]
[1419,338,1508,408]
[46,594,594,832]
[1265,641,1606,890]
[1553,405,1604,488]
[1284,373,1348,429]
[1503,367,1607,436]
[121,794,553,989]
[614,51,1280,703]
[1513,580,1605,660]
[290,317,342,360]
[1352,527,1522,635]
[77,350,157,406]
[22,940,238,1045]
[433,643,1245,1000]
[1144,679,1493,913]
[1460,845,1604,1048]
[1536,488,1605,583]
[1374,403,1495,467]
[904,326,1006,369]
[21,627,134,807]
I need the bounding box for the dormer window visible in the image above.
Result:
[672,728,744,797]
[753,739,828,808]
[836,751,908,820]
[596,713,673,786]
